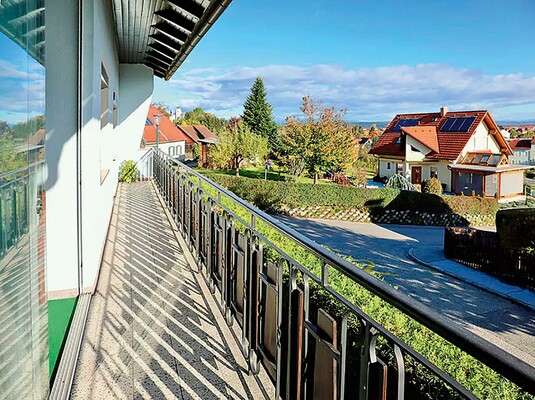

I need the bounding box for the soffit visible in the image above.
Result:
[111,0,232,79]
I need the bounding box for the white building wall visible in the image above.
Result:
[79,0,121,293]
[460,121,500,157]
[405,136,430,162]
[116,64,154,162]
[378,159,402,178]
[45,0,80,297]
[147,141,186,160]
[46,0,154,297]
[510,149,531,165]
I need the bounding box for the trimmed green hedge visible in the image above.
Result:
[199,177,530,399]
[208,173,499,220]
[496,208,535,250]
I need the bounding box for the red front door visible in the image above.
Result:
[412,166,422,185]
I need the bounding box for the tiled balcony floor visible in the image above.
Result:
[71,182,273,399]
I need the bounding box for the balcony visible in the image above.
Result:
[66,150,535,399]
[70,181,273,399]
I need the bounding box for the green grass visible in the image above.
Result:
[48,297,77,381]
[195,164,330,184]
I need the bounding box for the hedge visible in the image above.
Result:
[496,208,535,250]
[208,173,499,221]
[198,178,531,399]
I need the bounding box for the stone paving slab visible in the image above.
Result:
[71,182,273,399]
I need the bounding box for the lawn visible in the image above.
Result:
[196,164,330,184]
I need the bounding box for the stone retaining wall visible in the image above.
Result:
[277,205,496,227]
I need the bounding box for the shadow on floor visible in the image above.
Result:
[71,182,273,400]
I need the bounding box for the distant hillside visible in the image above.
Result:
[496,120,535,126]
[352,121,390,129]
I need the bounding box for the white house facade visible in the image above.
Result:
[370,107,529,199]
[0,0,231,397]
[508,138,535,165]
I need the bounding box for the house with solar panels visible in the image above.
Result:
[370,107,531,200]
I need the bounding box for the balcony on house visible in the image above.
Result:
[1,0,535,399]
[62,150,535,399]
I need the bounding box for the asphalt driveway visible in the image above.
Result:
[276,216,535,366]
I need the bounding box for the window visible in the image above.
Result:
[146,118,153,125]
[387,162,392,170]
[169,147,175,156]
[100,63,109,129]
[396,163,403,175]
[430,166,438,179]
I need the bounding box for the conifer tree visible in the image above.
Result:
[242,77,279,153]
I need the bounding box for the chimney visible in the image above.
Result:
[440,106,448,117]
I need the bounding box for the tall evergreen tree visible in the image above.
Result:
[242,77,279,153]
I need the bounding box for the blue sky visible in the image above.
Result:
[155,0,535,122]
[0,37,45,124]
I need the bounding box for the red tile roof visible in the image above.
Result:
[370,110,510,160]
[401,126,439,153]
[509,139,532,150]
[177,125,218,143]
[143,105,192,144]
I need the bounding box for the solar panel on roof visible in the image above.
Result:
[392,118,420,132]
[458,116,476,131]
[441,116,476,132]
[441,118,456,132]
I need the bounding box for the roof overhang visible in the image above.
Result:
[0,0,45,65]
[449,164,534,173]
[111,0,233,80]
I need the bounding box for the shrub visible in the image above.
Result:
[386,174,416,191]
[443,195,499,216]
[422,177,443,195]
[207,173,499,221]
[118,160,138,183]
[496,208,535,250]
[208,173,398,209]
[199,180,530,399]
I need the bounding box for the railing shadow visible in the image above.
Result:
[71,182,272,399]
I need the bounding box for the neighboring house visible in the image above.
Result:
[143,105,192,161]
[359,137,373,149]
[370,107,531,201]
[508,138,535,165]
[177,125,218,167]
[15,128,46,163]
[142,107,218,166]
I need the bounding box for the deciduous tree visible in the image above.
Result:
[282,96,358,183]
[181,107,227,133]
[0,133,25,176]
[209,120,268,176]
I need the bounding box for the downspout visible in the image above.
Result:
[165,0,233,80]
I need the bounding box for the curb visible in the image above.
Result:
[406,248,535,312]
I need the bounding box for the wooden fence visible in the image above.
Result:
[444,227,535,291]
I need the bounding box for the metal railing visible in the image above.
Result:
[145,149,535,399]
[0,170,31,258]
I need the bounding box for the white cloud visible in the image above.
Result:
[0,58,45,122]
[160,63,535,121]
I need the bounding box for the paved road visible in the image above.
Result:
[277,216,535,366]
